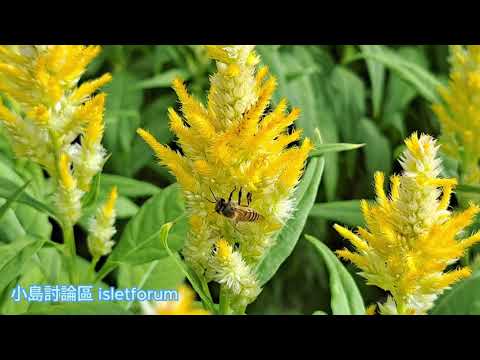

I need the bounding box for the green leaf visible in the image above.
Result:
[430,270,480,315]
[130,95,176,175]
[310,143,364,157]
[103,70,143,176]
[359,118,392,178]
[81,173,101,209]
[360,45,386,118]
[257,46,340,201]
[0,236,46,296]
[100,174,161,198]
[118,256,186,310]
[135,69,190,89]
[0,178,58,220]
[1,246,112,314]
[349,47,441,103]
[96,184,187,279]
[160,223,215,313]
[382,47,430,139]
[326,66,366,142]
[309,200,364,227]
[0,156,52,239]
[305,235,365,315]
[27,303,133,315]
[118,256,185,291]
[0,203,26,243]
[456,184,480,195]
[313,310,328,315]
[257,149,325,286]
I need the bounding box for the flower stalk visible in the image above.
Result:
[0,45,113,282]
[334,133,480,315]
[138,45,312,313]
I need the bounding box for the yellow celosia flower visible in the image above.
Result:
[57,153,83,223]
[87,186,118,259]
[433,45,480,185]
[141,285,210,315]
[138,45,312,312]
[0,45,111,223]
[334,133,480,315]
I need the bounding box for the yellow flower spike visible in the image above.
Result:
[247,51,260,67]
[188,113,216,140]
[334,133,478,315]
[84,103,105,149]
[216,239,232,262]
[433,45,480,186]
[0,45,110,223]
[103,186,118,218]
[431,268,472,291]
[389,175,401,201]
[71,73,112,103]
[56,153,83,224]
[59,153,75,191]
[226,64,241,77]
[139,45,311,312]
[459,232,480,250]
[27,105,50,126]
[0,101,18,125]
[193,159,214,178]
[206,45,235,64]
[189,215,203,232]
[87,186,118,259]
[374,172,388,205]
[171,78,207,121]
[333,224,369,252]
[240,76,278,137]
[137,128,197,192]
[256,66,269,85]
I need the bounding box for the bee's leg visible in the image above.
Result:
[228,186,237,203]
[247,192,253,206]
[238,187,243,206]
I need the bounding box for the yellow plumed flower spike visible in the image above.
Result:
[138,45,312,312]
[0,45,111,223]
[433,45,480,186]
[56,153,83,224]
[87,186,118,259]
[334,133,480,315]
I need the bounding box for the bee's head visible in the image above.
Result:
[215,198,227,213]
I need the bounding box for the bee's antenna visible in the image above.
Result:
[202,196,216,204]
[209,187,218,201]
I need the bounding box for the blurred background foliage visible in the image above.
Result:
[2,45,475,315]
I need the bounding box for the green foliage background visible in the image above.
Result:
[1,45,479,315]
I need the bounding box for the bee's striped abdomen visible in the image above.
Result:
[235,207,262,222]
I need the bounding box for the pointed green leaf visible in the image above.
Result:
[305,235,365,315]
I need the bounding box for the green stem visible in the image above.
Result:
[90,255,100,282]
[95,262,117,283]
[62,221,78,284]
[219,286,230,315]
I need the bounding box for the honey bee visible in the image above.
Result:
[207,186,263,223]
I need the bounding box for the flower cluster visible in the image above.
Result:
[433,45,480,185]
[87,186,118,259]
[334,133,480,314]
[138,45,312,312]
[0,45,111,224]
